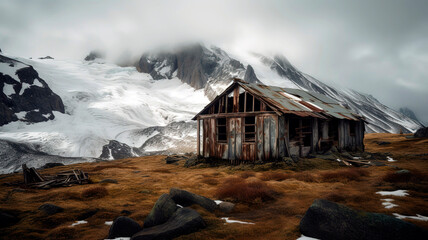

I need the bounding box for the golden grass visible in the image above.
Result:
[0,134,427,239]
[215,177,276,203]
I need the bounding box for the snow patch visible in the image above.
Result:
[33,79,44,88]
[387,156,396,162]
[3,83,15,96]
[376,190,408,197]
[393,213,428,221]
[105,221,113,226]
[15,111,27,120]
[381,199,398,209]
[176,204,183,208]
[105,238,130,240]
[70,220,88,227]
[214,200,223,205]
[296,235,320,240]
[221,217,254,225]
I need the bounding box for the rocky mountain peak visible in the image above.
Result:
[243,65,260,83]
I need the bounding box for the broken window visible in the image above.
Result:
[244,117,256,143]
[350,121,356,136]
[217,118,227,143]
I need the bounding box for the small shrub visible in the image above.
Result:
[320,168,369,182]
[382,170,427,183]
[215,177,276,203]
[47,226,78,240]
[292,172,318,182]
[152,168,171,173]
[81,186,108,199]
[324,192,346,202]
[201,177,218,185]
[240,171,255,179]
[259,171,290,181]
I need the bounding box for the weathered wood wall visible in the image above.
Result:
[202,113,283,163]
[338,119,365,151]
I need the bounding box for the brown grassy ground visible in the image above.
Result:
[0,133,427,240]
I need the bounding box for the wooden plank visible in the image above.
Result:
[312,118,318,152]
[264,116,271,160]
[270,116,278,159]
[228,118,236,163]
[235,117,242,161]
[197,112,277,119]
[244,92,247,112]
[278,116,285,158]
[197,118,200,156]
[256,116,264,161]
[210,118,216,157]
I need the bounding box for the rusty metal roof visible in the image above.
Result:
[237,81,361,121]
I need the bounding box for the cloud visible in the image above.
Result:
[1,0,428,123]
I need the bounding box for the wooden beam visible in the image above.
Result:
[244,91,247,113]
[197,117,200,156]
[198,112,277,119]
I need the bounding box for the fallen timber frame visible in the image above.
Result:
[22,164,89,189]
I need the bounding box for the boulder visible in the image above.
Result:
[377,141,391,145]
[165,155,184,164]
[218,202,235,213]
[99,179,118,184]
[108,216,142,239]
[169,188,217,212]
[300,199,428,240]
[131,207,205,240]
[84,51,103,61]
[0,212,19,228]
[38,203,64,215]
[144,194,178,228]
[40,162,64,169]
[414,127,428,138]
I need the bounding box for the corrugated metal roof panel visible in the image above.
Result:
[239,81,361,121]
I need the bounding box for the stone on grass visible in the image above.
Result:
[108,216,142,239]
[144,194,178,228]
[218,202,235,213]
[169,188,217,212]
[300,199,428,240]
[38,203,64,215]
[131,207,205,240]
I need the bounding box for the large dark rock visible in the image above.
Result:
[0,54,65,126]
[300,199,428,240]
[169,188,217,212]
[0,211,19,228]
[99,140,142,160]
[144,194,178,228]
[108,216,142,239]
[38,203,64,215]
[414,127,428,138]
[84,51,103,61]
[40,162,64,169]
[243,65,260,84]
[136,44,245,91]
[131,207,205,240]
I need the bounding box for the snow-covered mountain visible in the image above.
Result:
[0,44,423,173]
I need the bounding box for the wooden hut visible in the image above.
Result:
[192,79,364,163]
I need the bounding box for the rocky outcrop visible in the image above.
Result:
[414,127,428,138]
[243,65,260,84]
[136,44,245,92]
[0,139,95,174]
[99,140,142,160]
[300,199,428,240]
[131,208,205,240]
[144,194,178,228]
[169,188,217,212]
[108,216,142,239]
[0,54,65,126]
[399,107,420,122]
[84,51,103,61]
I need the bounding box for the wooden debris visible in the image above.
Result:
[345,159,372,166]
[22,164,89,189]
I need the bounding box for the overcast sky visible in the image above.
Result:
[1,0,427,124]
